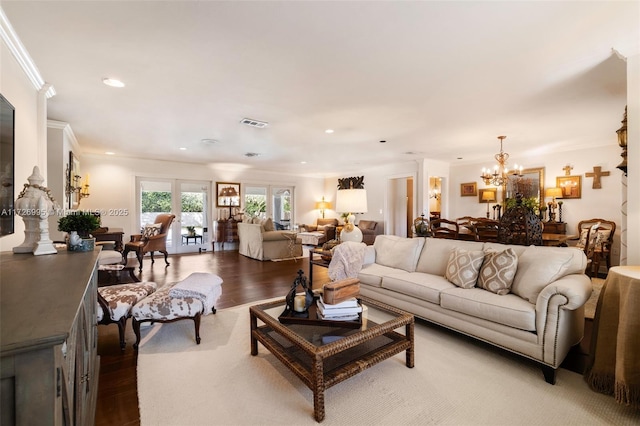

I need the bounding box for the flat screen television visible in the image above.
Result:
[0,93,15,237]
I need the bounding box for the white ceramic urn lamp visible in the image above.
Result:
[335,188,368,243]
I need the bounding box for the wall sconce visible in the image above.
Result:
[65,163,90,206]
[616,105,627,176]
[315,196,332,218]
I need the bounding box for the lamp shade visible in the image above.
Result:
[315,200,332,210]
[545,187,563,198]
[482,191,495,202]
[335,189,368,213]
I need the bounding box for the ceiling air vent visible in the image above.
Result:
[245,152,261,158]
[240,118,268,128]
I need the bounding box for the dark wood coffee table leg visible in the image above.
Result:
[250,311,258,356]
[312,355,325,422]
[406,321,415,368]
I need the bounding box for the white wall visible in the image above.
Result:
[0,37,41,251]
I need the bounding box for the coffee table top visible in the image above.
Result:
[250,296,413,351]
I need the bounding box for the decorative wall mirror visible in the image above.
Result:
[506,167,545,209]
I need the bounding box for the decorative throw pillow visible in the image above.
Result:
[594,229,611,250]
[142,223,162,240]
[444,248,485,289]
[477,248,518,295]
[261,217,275,232]
[576,229,590,249]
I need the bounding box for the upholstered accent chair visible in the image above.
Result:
[299,218,338,242]
[97,281,157,350]
[123,214,175,271]
[357,220,380,245]
[575,219,616,276]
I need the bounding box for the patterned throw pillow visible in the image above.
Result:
[444,248,485,289]
[477,248,518,295]
[594,229,611,249]
[142,223,162,240]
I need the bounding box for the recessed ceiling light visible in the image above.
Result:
[179,147,187,151]
[102,78,125,88]
[325,129,334,134]
[105,151,115,155]
[300,161,307,164]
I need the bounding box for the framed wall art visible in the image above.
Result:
[460,182,477,197]
[556,175,581,199]
[216,182,241,207]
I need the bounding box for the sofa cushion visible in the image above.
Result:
[477,248,518,295]
[358,263,400,288]
[511,245,586,303]
[373,235,425,272]
[483,242,529,257]
[440,287,536,331]
[382,272,454,304]
[445,248,485,289]
[415,238,484,275]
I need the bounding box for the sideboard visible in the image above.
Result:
[213,219,238,251]
[1,249,100,425]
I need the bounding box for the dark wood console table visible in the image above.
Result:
[213,220,238,251]
[93,227,125,251]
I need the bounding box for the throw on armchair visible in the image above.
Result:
[124,214,175,271]
[299,218,338,243]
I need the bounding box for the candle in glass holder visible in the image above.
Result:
[293,294,306,312]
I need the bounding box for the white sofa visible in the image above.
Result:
[237,222,302,261]
[358,235,592,384]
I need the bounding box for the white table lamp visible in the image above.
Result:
[335,188,368,242]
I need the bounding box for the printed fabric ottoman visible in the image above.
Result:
[131,274,223,348]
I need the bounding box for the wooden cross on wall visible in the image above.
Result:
[563,165,573,176]
[585,166,610,189]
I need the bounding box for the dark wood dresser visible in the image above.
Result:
[542,222,566,234]
[1,249,100,425]
[213,219,238,251]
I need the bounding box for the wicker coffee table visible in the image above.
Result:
[249,296,414,422]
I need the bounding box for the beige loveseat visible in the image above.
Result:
[237,218,302,261]
[358,235,591,384]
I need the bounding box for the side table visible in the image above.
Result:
[585,266,640,408]
[309,248,332,286]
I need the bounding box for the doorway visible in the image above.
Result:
[243,184,294,229]
[136,178,211,254]
[386,176,415,237]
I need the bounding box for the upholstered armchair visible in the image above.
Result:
[357,220,380,245]
[299,218,338,242]
[574,218,616,276]
[123,214,175,271]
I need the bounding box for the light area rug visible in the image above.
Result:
[585,278,605,320]
[137,301,640,425]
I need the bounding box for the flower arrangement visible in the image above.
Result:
[57,212,100,238]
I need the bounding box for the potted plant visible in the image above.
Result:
[58,212,100,252]
[186,225,196,237]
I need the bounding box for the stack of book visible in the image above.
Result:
[316,296,362,321]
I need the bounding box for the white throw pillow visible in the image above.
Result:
[373,235,425,272]
[444,248,485,289]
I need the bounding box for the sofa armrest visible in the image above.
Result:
[534,273,592,356]
[237,223,265,241]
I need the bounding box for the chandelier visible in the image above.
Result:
[480,136,523,186]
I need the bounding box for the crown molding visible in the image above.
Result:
[0,7,56,98]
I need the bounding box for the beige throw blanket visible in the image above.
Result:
[584,266,640,408]
[328,241,366,281]
[169,272,223,314]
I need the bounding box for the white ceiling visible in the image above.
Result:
[3,1,638,177]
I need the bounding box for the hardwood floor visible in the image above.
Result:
[95,250,329,426]
[94,249,591,425]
